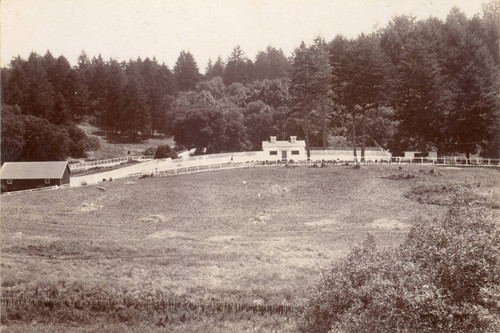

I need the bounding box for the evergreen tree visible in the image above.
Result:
[440,8,500,157]
[205,56,225,79]
[3,56,28,108]
[290,38,333,147]
[254,46,291,80]
[23,52,55,119]
[88,55,108,116]
[330,33,391,159]
[140,58,176,135]
[224,46,254,85]
[1,105,26,162]
[174,50,200,91]
[122,61,151,138]
[103,59,126,134]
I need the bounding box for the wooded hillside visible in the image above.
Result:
[1,4,499,162]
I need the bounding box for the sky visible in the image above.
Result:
[0,0,488,71]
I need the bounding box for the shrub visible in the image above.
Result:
[154,145,178,159]
[300,195,500,333]
[143,147,156,156]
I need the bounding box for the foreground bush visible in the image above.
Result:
[154,144,177,159]
[301,196,500,333]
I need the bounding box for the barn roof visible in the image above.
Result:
[0,162,69,180]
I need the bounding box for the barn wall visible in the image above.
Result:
[1,179,61,192]
[61,167,70,185]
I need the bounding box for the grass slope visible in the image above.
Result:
[77,123,174,160]
[1,165,499,331]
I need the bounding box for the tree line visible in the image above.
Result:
[1,4,499,162]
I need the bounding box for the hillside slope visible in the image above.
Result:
[77,123,175,160]
[2,165,498,330]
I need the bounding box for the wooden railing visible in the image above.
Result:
[69,155,154,171]
[1,184,70,196]
[0,296,299,317]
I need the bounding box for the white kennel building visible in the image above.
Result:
[262,136,307,162]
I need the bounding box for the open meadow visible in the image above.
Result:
[1,165,499,332]
[77,123,175,160]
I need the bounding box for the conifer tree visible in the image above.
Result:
[290,37,333,147]
[174,50,200,91]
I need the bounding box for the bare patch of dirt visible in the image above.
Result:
[207,235,241,242]
[305,219,339,227]
[268,184,290,195]
[78,202,103,212]
[28,235,60,242]
[249,212,271,224]
[382,173,416,180]
[368,218,409,230]
[139,214,168,223]
[147,229,195,240]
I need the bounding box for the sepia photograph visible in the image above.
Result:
[1,0,499,332]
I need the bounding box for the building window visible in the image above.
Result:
[7,179,12,185]
[45,179,50,184]
[270,151,278,155]
[291,150,300,155]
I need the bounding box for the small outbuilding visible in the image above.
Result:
[262,136,307,162]
[0,161,70,192]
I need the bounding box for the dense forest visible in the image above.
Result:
[1,5,499,162]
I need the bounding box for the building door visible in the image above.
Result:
[281,150,287,161]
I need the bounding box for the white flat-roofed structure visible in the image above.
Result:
[262,136,307,162]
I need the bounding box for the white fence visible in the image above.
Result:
[310,149,392,162]
[4,153,500,194]
[121,157,500,182]
[389,156,500,166]
[1,184,70,196]
[125,161,262,179]
[69,155,154,172]
[66,152,500,187]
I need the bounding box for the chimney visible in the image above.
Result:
[270,136,277,143]
[290,136,297,143]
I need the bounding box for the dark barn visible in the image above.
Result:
[0,162,70,192]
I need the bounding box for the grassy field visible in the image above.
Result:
[77,123,174,160]
[1,165,499,331]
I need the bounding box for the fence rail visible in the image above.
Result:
[388,156,500,166]
[0,296,298,316]
[3,156,500,195]
[69,155,154,171]
[125,161,261,179]
[309,155,500,166]
[1,184,70,196]
[120,157,500,182]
